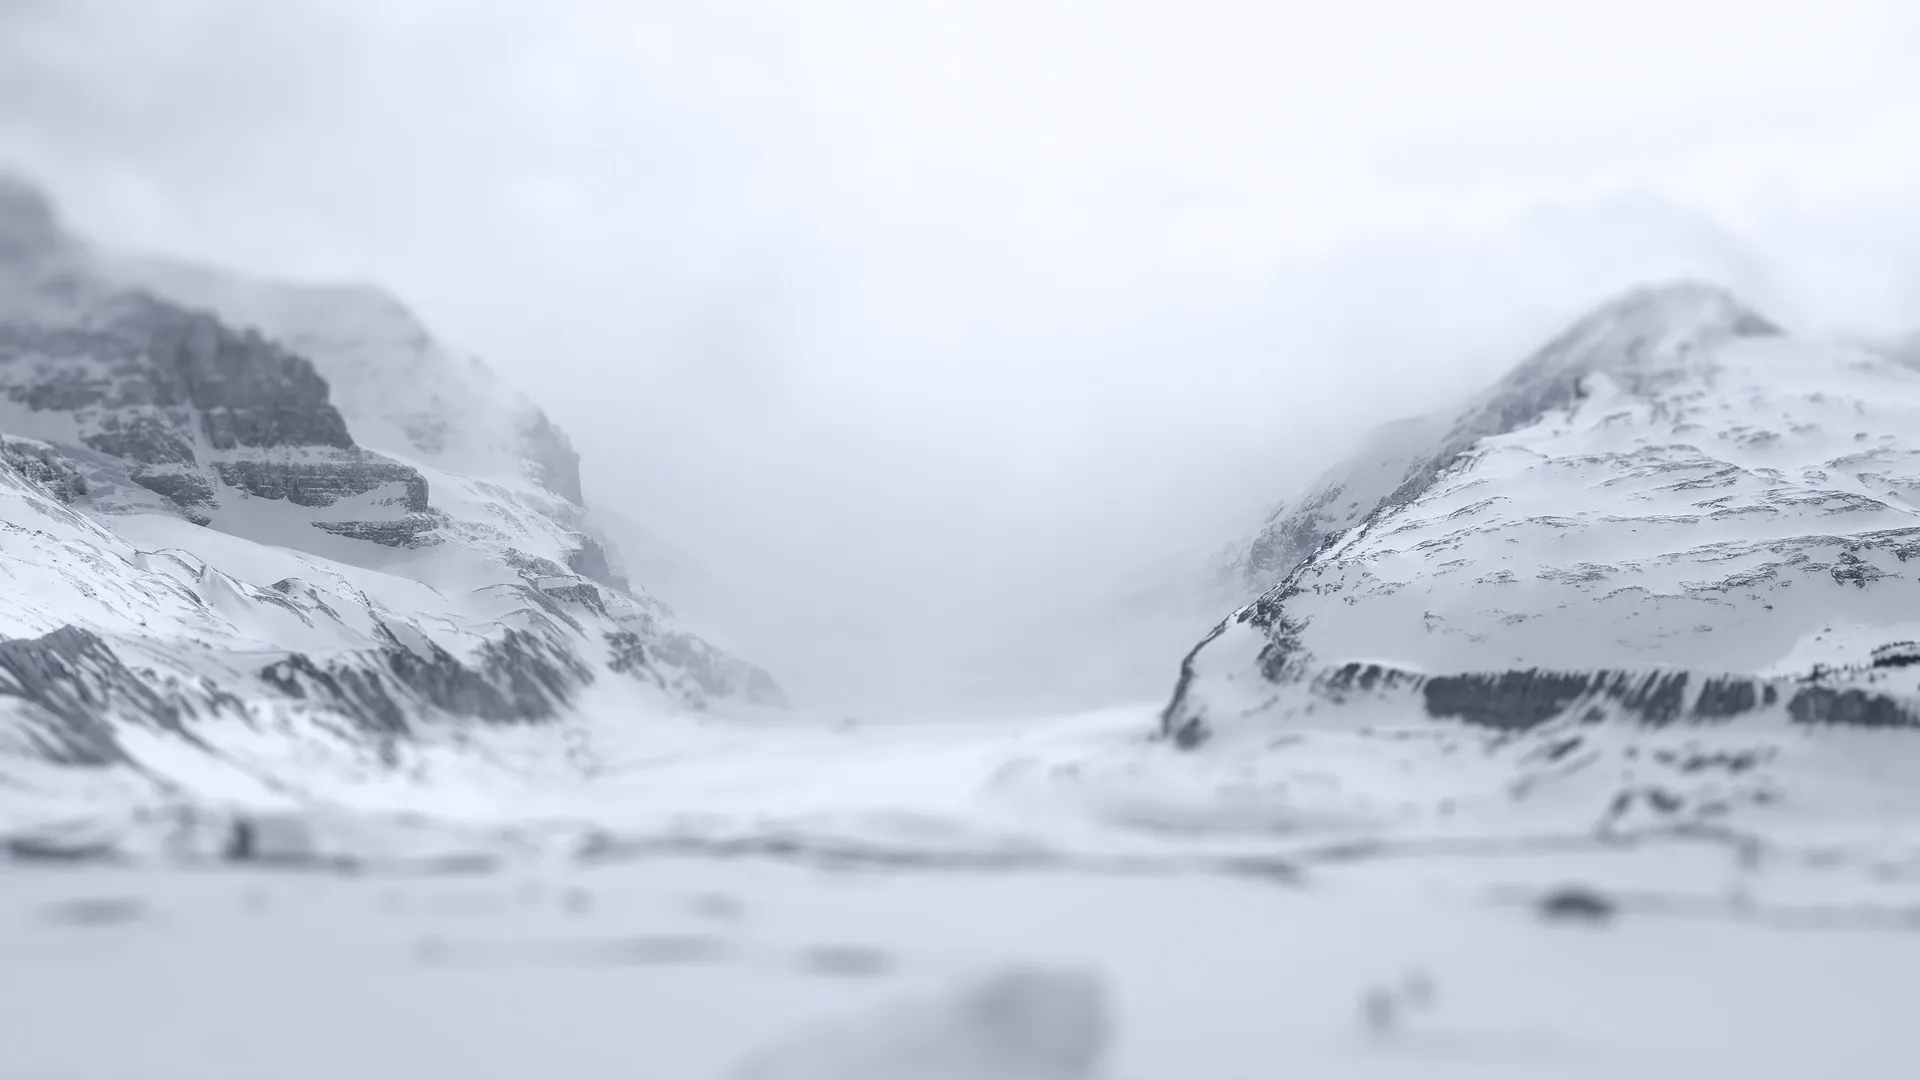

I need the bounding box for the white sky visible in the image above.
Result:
[5,0,1920,714]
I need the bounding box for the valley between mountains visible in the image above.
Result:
[5,174,1920,1079]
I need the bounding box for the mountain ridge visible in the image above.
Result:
[1167,281,1920,750]
[0,174,782,814]
[113,253,591,507]
[1216,281,1783,597]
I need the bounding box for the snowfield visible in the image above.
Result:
[6,704,1920,1079]
[3,707,1920,1076]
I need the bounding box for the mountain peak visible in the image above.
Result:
[1589,278,1773,325]
[1167,277,1919,748]
[0,172,66,261]
[1523,279,1780,383]
[1214,279,1787,599]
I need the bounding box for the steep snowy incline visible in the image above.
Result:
[1165,283,1920,755]
[0,174,782,816]
[105,209,654,607]
[1214,283,1781,597]
[89,180,772,693]
[0,187,436,547]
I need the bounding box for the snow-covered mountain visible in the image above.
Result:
[1211,284,1783,599]
[0,174,781,806]
[114,255,588,506]
[1163,281,1920,829]
[11,244,1920,1079]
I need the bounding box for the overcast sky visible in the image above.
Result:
[5,0,1920,714]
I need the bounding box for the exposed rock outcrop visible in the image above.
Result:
[0,268,436,546]
[564,535,628,592]
[115,255,592,505]
[259,625,593,733]
[0,175,785,787]
[520,407,584,506]
[0,626,217,766]
[607,626,786,709]
[212,459,428,509]
[1,435,86,502]
[1281,657,1920,737]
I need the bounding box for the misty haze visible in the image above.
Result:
[4,1,1920,1077]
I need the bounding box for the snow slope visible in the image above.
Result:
[116,256,588,504]
[0,174,782,813]
[1163,285,1920,851]
[1212,283,1782,598]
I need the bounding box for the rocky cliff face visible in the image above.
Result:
[0,176,783,797]
[115,257,588,506]
[1166,282,1920,753]
[0,177,436,543]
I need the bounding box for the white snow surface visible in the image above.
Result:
[1259,345,1920,674]
[1176,284,1920,738]
[1212,281,1778,599]
[5,704,1920,1079]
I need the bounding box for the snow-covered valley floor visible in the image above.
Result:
[5,704,1920,1079]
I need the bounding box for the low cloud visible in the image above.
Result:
[6,0,1920,714]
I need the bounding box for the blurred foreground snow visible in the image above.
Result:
[729,964,1110,1080]
[4,704,1920,1078]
